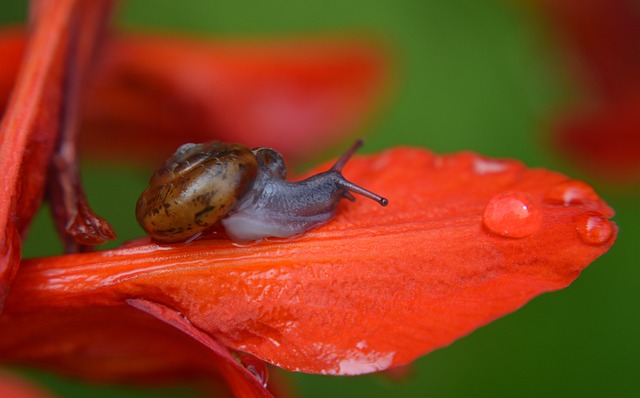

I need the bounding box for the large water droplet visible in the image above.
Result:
[239,354,269,388]
[483,192,541,238]
[544,180,599,206]
[575,212,613,245]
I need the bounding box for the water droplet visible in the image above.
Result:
[239,354,269,388]
[483,192,541,238]
[544,180,599,206]
[575,212,613,245]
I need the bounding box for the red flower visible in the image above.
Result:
[0,1,617,397]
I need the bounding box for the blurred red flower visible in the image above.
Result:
[540,0,640,182]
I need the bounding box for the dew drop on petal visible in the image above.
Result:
[544,180,599,206]
[239,354,269,388]
[575,211,614,245]
[483,192,541,238]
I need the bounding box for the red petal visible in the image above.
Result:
[2,147,616,375]
[80,34,388,163]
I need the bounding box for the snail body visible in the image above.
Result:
[136,140,387,243]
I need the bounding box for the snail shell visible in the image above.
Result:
[135,142,258,243]
[136,140,387,243]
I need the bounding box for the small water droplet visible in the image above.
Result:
[575,212,613,245]
[483,192,541,238]
[544,180,599,206]
[239,354,269,388]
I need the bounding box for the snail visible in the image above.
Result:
[136,140,388,243]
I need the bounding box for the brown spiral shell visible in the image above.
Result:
[135,142,258,243]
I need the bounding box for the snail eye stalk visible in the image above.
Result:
[331,140,388,207]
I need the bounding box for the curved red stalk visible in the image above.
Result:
[45,0,117,252]
[0,0,75,304]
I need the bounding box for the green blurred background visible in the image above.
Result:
[2,0,639,397]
